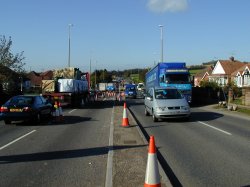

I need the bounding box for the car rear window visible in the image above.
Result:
[10,96,34,105]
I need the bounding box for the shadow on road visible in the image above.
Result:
[0,145,146,164]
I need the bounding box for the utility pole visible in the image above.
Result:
[68,24,73,67]
[159,25,164,63]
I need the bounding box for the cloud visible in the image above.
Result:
[147,0,188,13]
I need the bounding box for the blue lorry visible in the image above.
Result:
[145,62,192,103]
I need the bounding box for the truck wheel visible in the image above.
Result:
[152,110,158,122]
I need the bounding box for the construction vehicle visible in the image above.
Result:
[41,67,90,107]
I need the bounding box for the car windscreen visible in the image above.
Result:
[126,87,136,91]
[155,89,182,99]
[165,74,190,84]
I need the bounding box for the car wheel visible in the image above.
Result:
[152,110,158,122]
[33,113,41,124]
[145,107,149,116]
[183,116,190,122]
[4,120,11,125]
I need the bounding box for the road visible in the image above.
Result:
[0,100,112,187]
[128,98,250,187]
[1,97,250,187]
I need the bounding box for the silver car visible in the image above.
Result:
[144,87,190,122]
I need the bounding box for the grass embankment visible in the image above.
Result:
[213,98,250,116]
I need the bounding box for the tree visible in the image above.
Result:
[0,35,25,73]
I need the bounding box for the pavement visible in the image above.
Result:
[111,101,172,187]
[197,103,250,121]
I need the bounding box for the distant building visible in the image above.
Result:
[231,64,250,87]
[208,57,245,86]
[194,66,213,87]
[27,70,53,89]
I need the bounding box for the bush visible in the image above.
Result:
[200,80,219,90]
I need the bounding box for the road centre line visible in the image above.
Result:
[68,109,77,114]
[198,121,232,136]
[0,130,37,150]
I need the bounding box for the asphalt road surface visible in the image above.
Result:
[1,97,250,187]
[0,100,113,187]
[128,98,250,187]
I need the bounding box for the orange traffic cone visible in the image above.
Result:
[121,102,129,127]
[54,101,60,122]
[144,136,161,187]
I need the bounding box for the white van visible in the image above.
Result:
[137,83,144,91]
[144,87,190,122]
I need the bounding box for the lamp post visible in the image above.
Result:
[89,57,92,88]
[68,24,73,67]
[19,77,23,93]
[95,61,97,88]
[158,25,164,63]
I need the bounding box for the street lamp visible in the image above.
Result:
[68,24,73,67]
[158,25,164,63]
[19,77,23,93]
[95,61,97,88]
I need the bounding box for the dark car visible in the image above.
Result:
[0,95,52,125]
[124,84,137,99]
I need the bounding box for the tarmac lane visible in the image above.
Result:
[0,98,172,187]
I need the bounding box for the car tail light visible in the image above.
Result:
[23,107,32,112]
[0,106,9,112]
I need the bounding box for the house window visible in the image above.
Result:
[237,76,242,87]
[244,74,250,86]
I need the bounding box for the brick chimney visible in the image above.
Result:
[229,56,235,62]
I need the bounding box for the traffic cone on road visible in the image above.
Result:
[121,102,129,127]
[54,101,60,122]
[144,136,161,187]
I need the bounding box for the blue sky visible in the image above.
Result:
[1,0,250,72]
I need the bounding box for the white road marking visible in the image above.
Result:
[68,109,77,114]
[198,121,232,135]
[105,105,114,187]
[0,130,37,150]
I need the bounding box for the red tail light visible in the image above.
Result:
[0,106,9,112]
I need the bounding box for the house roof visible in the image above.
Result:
[211,59,245,76]
[194,66,213,78]
[231,63,250,76]
[27,71,42,85]
[219,60,245,74]
[195,66,213,79]
[40,70,53,80]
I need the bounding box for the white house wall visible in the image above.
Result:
[242,66,250,87]
[212,61,225,74]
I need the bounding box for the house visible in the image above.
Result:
[27,70,53,89]
[208,57,245,86]
[232,64,250,87]
[194,66,213,87]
